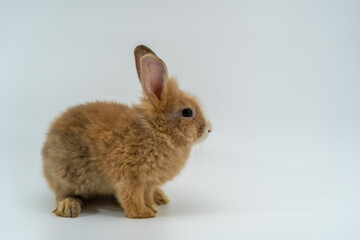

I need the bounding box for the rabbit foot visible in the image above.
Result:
[148,204,159,213]
[125,206,156,219]
[154,188,170,205]
[53,197,82,218]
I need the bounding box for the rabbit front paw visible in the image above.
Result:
[125,206,156,219]
[154,188,170,205]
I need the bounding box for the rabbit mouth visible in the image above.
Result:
[194,122,212,145]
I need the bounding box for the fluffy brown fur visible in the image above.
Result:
[42,45,212,218]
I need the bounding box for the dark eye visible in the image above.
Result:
[182,108,193,118]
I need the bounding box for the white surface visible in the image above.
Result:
[1,0,360,239]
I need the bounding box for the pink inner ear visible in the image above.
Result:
[145,61,166,100]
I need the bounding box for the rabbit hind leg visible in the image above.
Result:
[53,193,83,218]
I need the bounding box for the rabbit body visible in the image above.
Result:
[42,45,211,218]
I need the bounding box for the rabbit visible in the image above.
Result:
[42,45,212,219]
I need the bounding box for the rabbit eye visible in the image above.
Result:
[182,108,193,118]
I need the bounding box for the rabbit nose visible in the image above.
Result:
[206,121,213,134]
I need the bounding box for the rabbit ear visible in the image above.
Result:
[134,45,157,81]
[139,54,168,102]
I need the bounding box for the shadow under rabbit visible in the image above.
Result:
[77,195,216,218]
[80,197,124,218]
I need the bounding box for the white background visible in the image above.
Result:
[1,0,359,239]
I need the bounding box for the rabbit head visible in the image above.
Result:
[134,45,212,146]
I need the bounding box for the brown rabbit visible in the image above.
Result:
[42,45,212,219]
